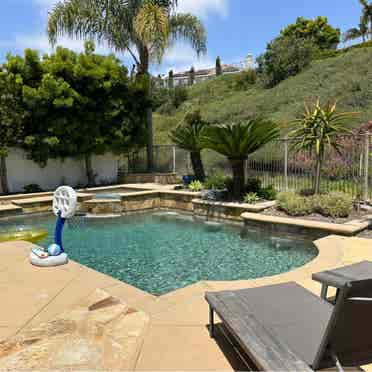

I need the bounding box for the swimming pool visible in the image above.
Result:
[1,212,318,295]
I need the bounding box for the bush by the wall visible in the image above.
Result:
[244,192,260,204]
[23,184,43,193]
[245,178,262,193]
[258,185,277,200]
[277,192,314,216]
[277,191,354,218]
[204,172,228,190]
[188,180,203,192]
[314,191,354,218]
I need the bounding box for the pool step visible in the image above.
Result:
[0,203,23,217]
[12,196,53,214]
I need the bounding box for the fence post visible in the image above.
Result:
[284,136,289,191]
[172,146,176,173]
[364,132,370,202]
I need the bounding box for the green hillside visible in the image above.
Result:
[154,47,372,144]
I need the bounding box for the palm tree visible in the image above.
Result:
[47,0,207,172]
[344,1,372,42]
[169,110,207,181]
[360,0,372,39]
[343,23,369,42]
[289,100,359,194]
[201,120,279,199]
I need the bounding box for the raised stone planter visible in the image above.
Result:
[81,199,123,215]
[193,199,276,221]
[122,191,160,212]
[159,191,200,212]
[241,212,372,237]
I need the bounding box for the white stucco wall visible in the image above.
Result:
[5,148,118,193]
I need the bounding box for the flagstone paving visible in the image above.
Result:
[0,236,372,370]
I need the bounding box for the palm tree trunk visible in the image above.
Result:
[229,158,245,200]
[84,153,95,187]
[138,44,154,173]
[0,155,9,194]
[190,151,205,181]
[146,106,154,172]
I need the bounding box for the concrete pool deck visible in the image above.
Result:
[0,236,372,370]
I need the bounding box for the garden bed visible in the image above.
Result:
[261,206,371,225]
[242,212,372,237]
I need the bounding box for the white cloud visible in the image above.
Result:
[176,0,229,18]
[32,0,57,6]
[14,33,117,56]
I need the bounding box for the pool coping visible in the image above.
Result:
[241,212,372,237]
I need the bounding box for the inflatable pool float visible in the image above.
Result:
[30,248,68,267]
[0,228,48,243]
[30,186,77,267]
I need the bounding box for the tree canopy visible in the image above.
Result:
[280,16,341,50]
[1,42,148,186]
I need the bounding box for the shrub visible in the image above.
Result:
[245,178,262,193]
[315,192,354,218]
[234,69,257,90]
[258,185,277,200]
[188,180,203,192]
[172,86,188,108]
[204,173,228,190]
[257,36,318,87]
[23,184,43,193]
[244,192,260,204]
[277,192,314,216]
[299,188,315,197]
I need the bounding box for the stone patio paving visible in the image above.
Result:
[0,236,372,371]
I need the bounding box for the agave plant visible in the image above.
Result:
[289,100,359,194]
[201,119,280,199]
[47,0,207,171]
[169,110,208,181]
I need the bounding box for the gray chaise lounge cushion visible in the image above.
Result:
[206,282,333,369]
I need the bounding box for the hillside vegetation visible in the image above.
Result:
[154,47,372,144]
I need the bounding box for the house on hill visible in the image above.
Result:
[156,54,254,88]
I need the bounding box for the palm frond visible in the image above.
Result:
[134,3,170,63]
[201,120,279,160]
[169,13,207,56]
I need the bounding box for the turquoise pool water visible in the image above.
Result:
[1,212,318,295]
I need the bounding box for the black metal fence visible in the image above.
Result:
[119,133,372,200]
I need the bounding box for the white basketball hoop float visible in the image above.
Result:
[53,186,77,219]
[30,186,78,267]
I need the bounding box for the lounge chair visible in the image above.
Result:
[205,279,372,371]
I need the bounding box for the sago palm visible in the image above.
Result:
[289,100,359,194]
[47,0,207,171]
[201,120,279,199]
[169,110,208,181]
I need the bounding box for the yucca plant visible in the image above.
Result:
[47,0,207,172]
[169,110,208,181]
[201,119,280,199]
[289,100,359,194]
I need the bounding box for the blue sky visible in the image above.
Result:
[0,0,363,74]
